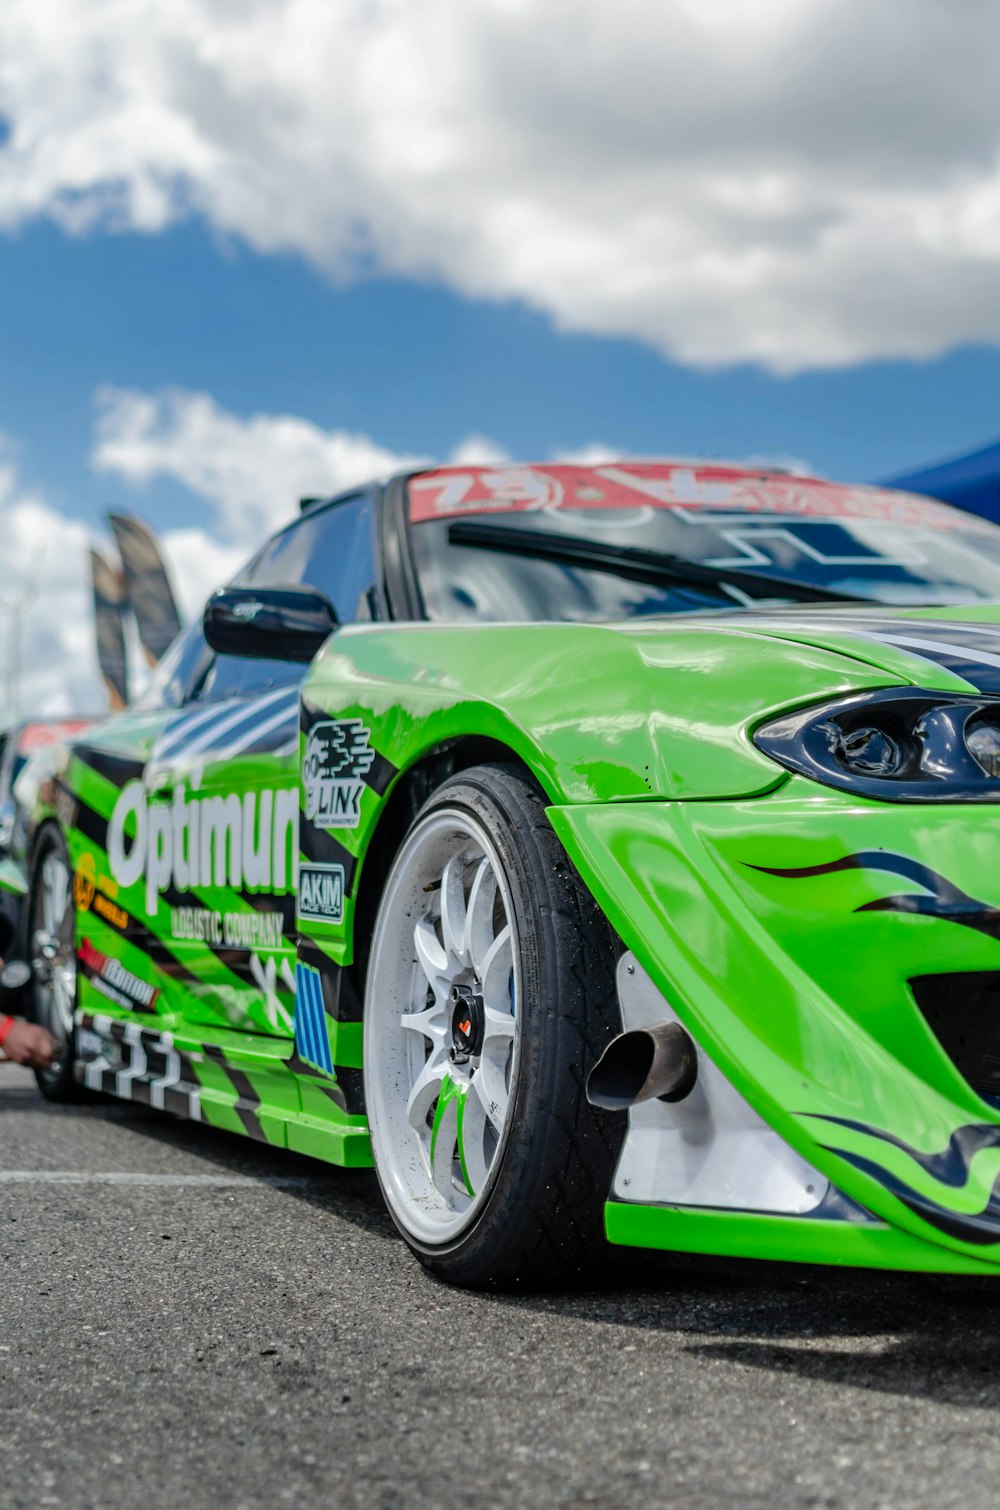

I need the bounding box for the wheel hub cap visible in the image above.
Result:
[449,985,485,1063]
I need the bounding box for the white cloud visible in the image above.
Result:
[557,444,625,467]
[153,526,242,625]
[0,389,429,717]
[3,1,1000,370]
[0,437,103,717]
[92,386,421,554]
[0,390,425,716]
[4,382,808,715]
[91,385,524,644]
[448,435,512,468]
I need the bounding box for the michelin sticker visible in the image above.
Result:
[302,719,375,830]
[79,937,158,1012]
[298,863,346,925]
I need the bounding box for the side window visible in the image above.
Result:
[192,494,377,705]
[135,623,211,710]
[242,494,376,620]
[192,647,302,705]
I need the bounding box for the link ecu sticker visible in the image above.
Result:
[302,719,375,830]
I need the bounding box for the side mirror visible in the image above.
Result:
[203,586,339,664]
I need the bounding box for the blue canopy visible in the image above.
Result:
[885,440,1000,525]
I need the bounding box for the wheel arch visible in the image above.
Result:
[349,736,545,983]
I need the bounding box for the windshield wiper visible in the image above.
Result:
[447,521,877,606]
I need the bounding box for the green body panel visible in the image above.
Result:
[66,738,299,1037]
[52,696,369,1167]
[299,617,934,968]
[604,1204,1000,1273]
[308,618,914,804]
[549,793,1000,1268]
[39,599,1000,1263]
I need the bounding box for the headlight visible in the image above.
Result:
[754,689,1000,802]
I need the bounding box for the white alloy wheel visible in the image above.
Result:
[364,807,520,1246]
[32,846,76,1044]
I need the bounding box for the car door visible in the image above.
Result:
[137,491,381,1038]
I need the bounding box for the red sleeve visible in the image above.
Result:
[0,1015,14,1047]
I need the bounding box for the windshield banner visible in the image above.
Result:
[408,462,980,533]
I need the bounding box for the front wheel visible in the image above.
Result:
[363,764,624,1288]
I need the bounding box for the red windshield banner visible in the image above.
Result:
[407,462,976,532]
[18,719,92,754]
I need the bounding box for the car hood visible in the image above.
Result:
[655,601,1000,697]
[311,604,1000,808]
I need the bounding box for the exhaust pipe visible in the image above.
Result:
[587,1022,698,1111]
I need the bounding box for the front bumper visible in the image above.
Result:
[550,779,1000,1271]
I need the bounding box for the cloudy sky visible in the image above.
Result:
[3,0,1000,710]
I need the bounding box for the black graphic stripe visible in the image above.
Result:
[299,821,358,890]
[145,933,256,987]
[237,889,296,933]
[808,1115,1000,1189]
[76,889,207,990]
[299,696,398,796]
[154,877,295,966]
[748,852,1000,941]
[366,749,396,798]
[164,1042,203,1119]
[743,614,1000,695]
[202,1043,265,1140]
[295,944,362,1022]
[284,1048,348,1108]
[158,877,296,953]
[750,851,949,889]
[76,887,221,992]
[83,866,290,981]
[72,745,146,788]
[67,790,107,851]
[73,844,293,984]
[300,697,329,734]
[804,1111,1000,1245]
[820,1144,1000,1246]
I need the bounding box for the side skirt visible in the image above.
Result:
[74,1011,372,1169]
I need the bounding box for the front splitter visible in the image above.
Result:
[605,1201,1000,1274]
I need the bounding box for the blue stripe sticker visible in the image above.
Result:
[294,961,334,1074]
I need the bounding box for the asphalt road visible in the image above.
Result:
[4,1063,1000,1510]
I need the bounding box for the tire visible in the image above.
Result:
[363,763,625,1288]
[28,827,81,1101]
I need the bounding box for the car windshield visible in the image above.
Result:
[407,463,1000,623]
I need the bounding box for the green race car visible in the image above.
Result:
[22,461,1000,1285]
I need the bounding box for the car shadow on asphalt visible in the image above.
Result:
[494,1254,1000,1407]
[19,1083,1000,1409]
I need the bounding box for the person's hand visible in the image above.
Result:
[2,1020,59,1067]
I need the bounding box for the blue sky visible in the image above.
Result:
[4,218,1000,540]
